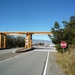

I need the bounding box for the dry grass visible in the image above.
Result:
[55,46,75,75]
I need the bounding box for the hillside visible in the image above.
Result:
[32,39,52,44]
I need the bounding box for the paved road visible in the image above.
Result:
[0,46,56,61]
[0,51,47,75]
[34,46,56,52]
[0,48,22,54]
[0,46,56,54]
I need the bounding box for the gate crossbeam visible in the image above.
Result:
[0,32,52,48]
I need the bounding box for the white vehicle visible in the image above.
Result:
[50,44,55,47]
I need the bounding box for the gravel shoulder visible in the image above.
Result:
[48,52,65,75]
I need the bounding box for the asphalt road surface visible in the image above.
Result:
[0,51,48,75]
[0,46,55,54]
[0,48,22,54]
[34,46,56,52]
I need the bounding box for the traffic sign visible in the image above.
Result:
[60,41,67,48]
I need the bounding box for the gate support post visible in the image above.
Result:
[25,34,32,48]
[4,34,6,48]
[0,33,2,48]
[30,34,32,48]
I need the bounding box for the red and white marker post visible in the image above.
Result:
[60,41,67,53]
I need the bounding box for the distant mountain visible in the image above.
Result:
[32,39,52,44]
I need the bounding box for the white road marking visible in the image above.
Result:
[0,53,26,63]
[43,51,49,75]
[0,57,14,63]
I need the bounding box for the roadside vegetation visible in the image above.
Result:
[5,36,24,48]
[49,15,75,75]
[55,46,75,75]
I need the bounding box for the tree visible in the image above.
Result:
[48,15,75,53]
[49,22,62,44]
[38,43,44,46]
[54,22,60,29]
[63,16,75,46]
[6,35,25,48]
[15,36,25,47]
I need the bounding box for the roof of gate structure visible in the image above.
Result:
[0,32,52,35]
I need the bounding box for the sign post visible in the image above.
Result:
[60,41,67,53]
[63,48,64,54]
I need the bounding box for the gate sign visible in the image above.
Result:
[60,41,67,48]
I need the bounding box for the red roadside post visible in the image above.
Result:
[60,41,67,53]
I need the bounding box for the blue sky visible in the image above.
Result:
[0,0,75,40]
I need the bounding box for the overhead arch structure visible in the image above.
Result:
[0,32,52,49]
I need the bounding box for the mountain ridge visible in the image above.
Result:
[32,39,52,44]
